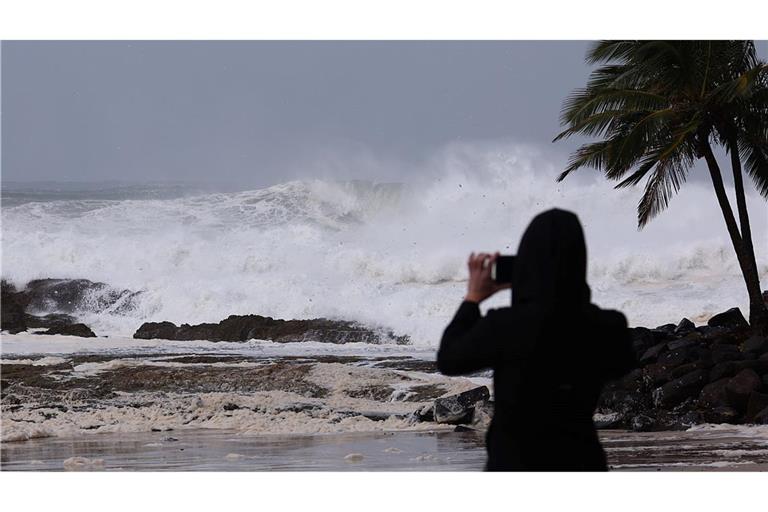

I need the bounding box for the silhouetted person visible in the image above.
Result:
[437,209,636,471]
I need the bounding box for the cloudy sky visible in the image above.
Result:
[2,41,767,187]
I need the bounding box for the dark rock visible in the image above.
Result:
[453,425,475,432]
[434,386,490,424]
[668,361,708,381]
[709,360,760,382]
[21,278,142,315]
[701,406,740,424]
[674,318,696,335]
[667,336,698,352]
[725,369,762,411]
[631,414,655,432]
[650,324,676,344]
[629,327,656,358]
[409,403,435,423]
[698,378,731,409]
[711,344,742,364]
[133,314,410,345]
[746,391,768,421]
[658,347,694,368]
[640,342,667,364]
[696,325,728,337]
[708,308,748,329]
[644,362,675,386]
[24,313,78,329]
[1,280,27,333]
[35,323,96,338]
[654,323,677,334]
[134,321,179,340]
[653,369,707,408]
[755,406,768,424]
[742,335,767,354]
[620,368,647,393]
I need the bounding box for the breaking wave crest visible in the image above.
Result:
[2,143,766,344]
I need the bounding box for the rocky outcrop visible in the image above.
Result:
[433,386,490,424]
[1,281,27,333]
[34,323,97,338]
[596,307,768,431]
[133,314,410,344]
[2,277,132,336]
[707,307,749,329]
[20,278,142,315]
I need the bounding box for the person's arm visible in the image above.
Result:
[437,300,506,375]
[436,252,511,376]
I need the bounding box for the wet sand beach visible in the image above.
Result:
[3,427,768,471]
[3,334,768,471]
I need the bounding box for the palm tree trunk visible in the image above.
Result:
[702,140,768,332]
[726,136,768,331]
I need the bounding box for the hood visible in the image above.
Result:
[512,208,591,311]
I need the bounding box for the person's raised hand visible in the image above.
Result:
[464,252,512,303]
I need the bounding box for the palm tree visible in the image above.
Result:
[554,40,768,332]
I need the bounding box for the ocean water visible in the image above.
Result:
[2,143,766,345]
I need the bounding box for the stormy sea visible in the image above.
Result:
[2,146,768,470]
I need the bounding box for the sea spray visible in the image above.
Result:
[2,143,766,343]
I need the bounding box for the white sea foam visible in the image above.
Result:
[2,142,766,345]
[0,361,475,441]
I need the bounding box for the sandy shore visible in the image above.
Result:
[2,333,768,471]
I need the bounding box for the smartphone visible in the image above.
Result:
[491,255,515,284]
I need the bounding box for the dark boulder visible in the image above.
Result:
[667,335,698,352]
[1,280,27,333]
[711,344,742,364]
[658,347,694,368]
[746,391,768,422]
[653,369,708,408]
[411,403,435,423]
[698,378,731,409]
[701,406,740,424]
[707,308,748,329]
[629,327,656,358]
[639,342,667,364]
[651,324,676,344]
[674,318,696,335]
[654,323,677,334]
[133,315,410,345]
[725,369,762,411]
[433,386,490,424]
[742,335,767,355]
[21,278,142,315]
[668,361,709,381]
[709,360,760,382]
[35,323,97,338]
[133,321,180,340]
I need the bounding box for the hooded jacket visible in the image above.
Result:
[437,209,636,471]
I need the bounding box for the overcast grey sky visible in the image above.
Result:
[2,41,767,188]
